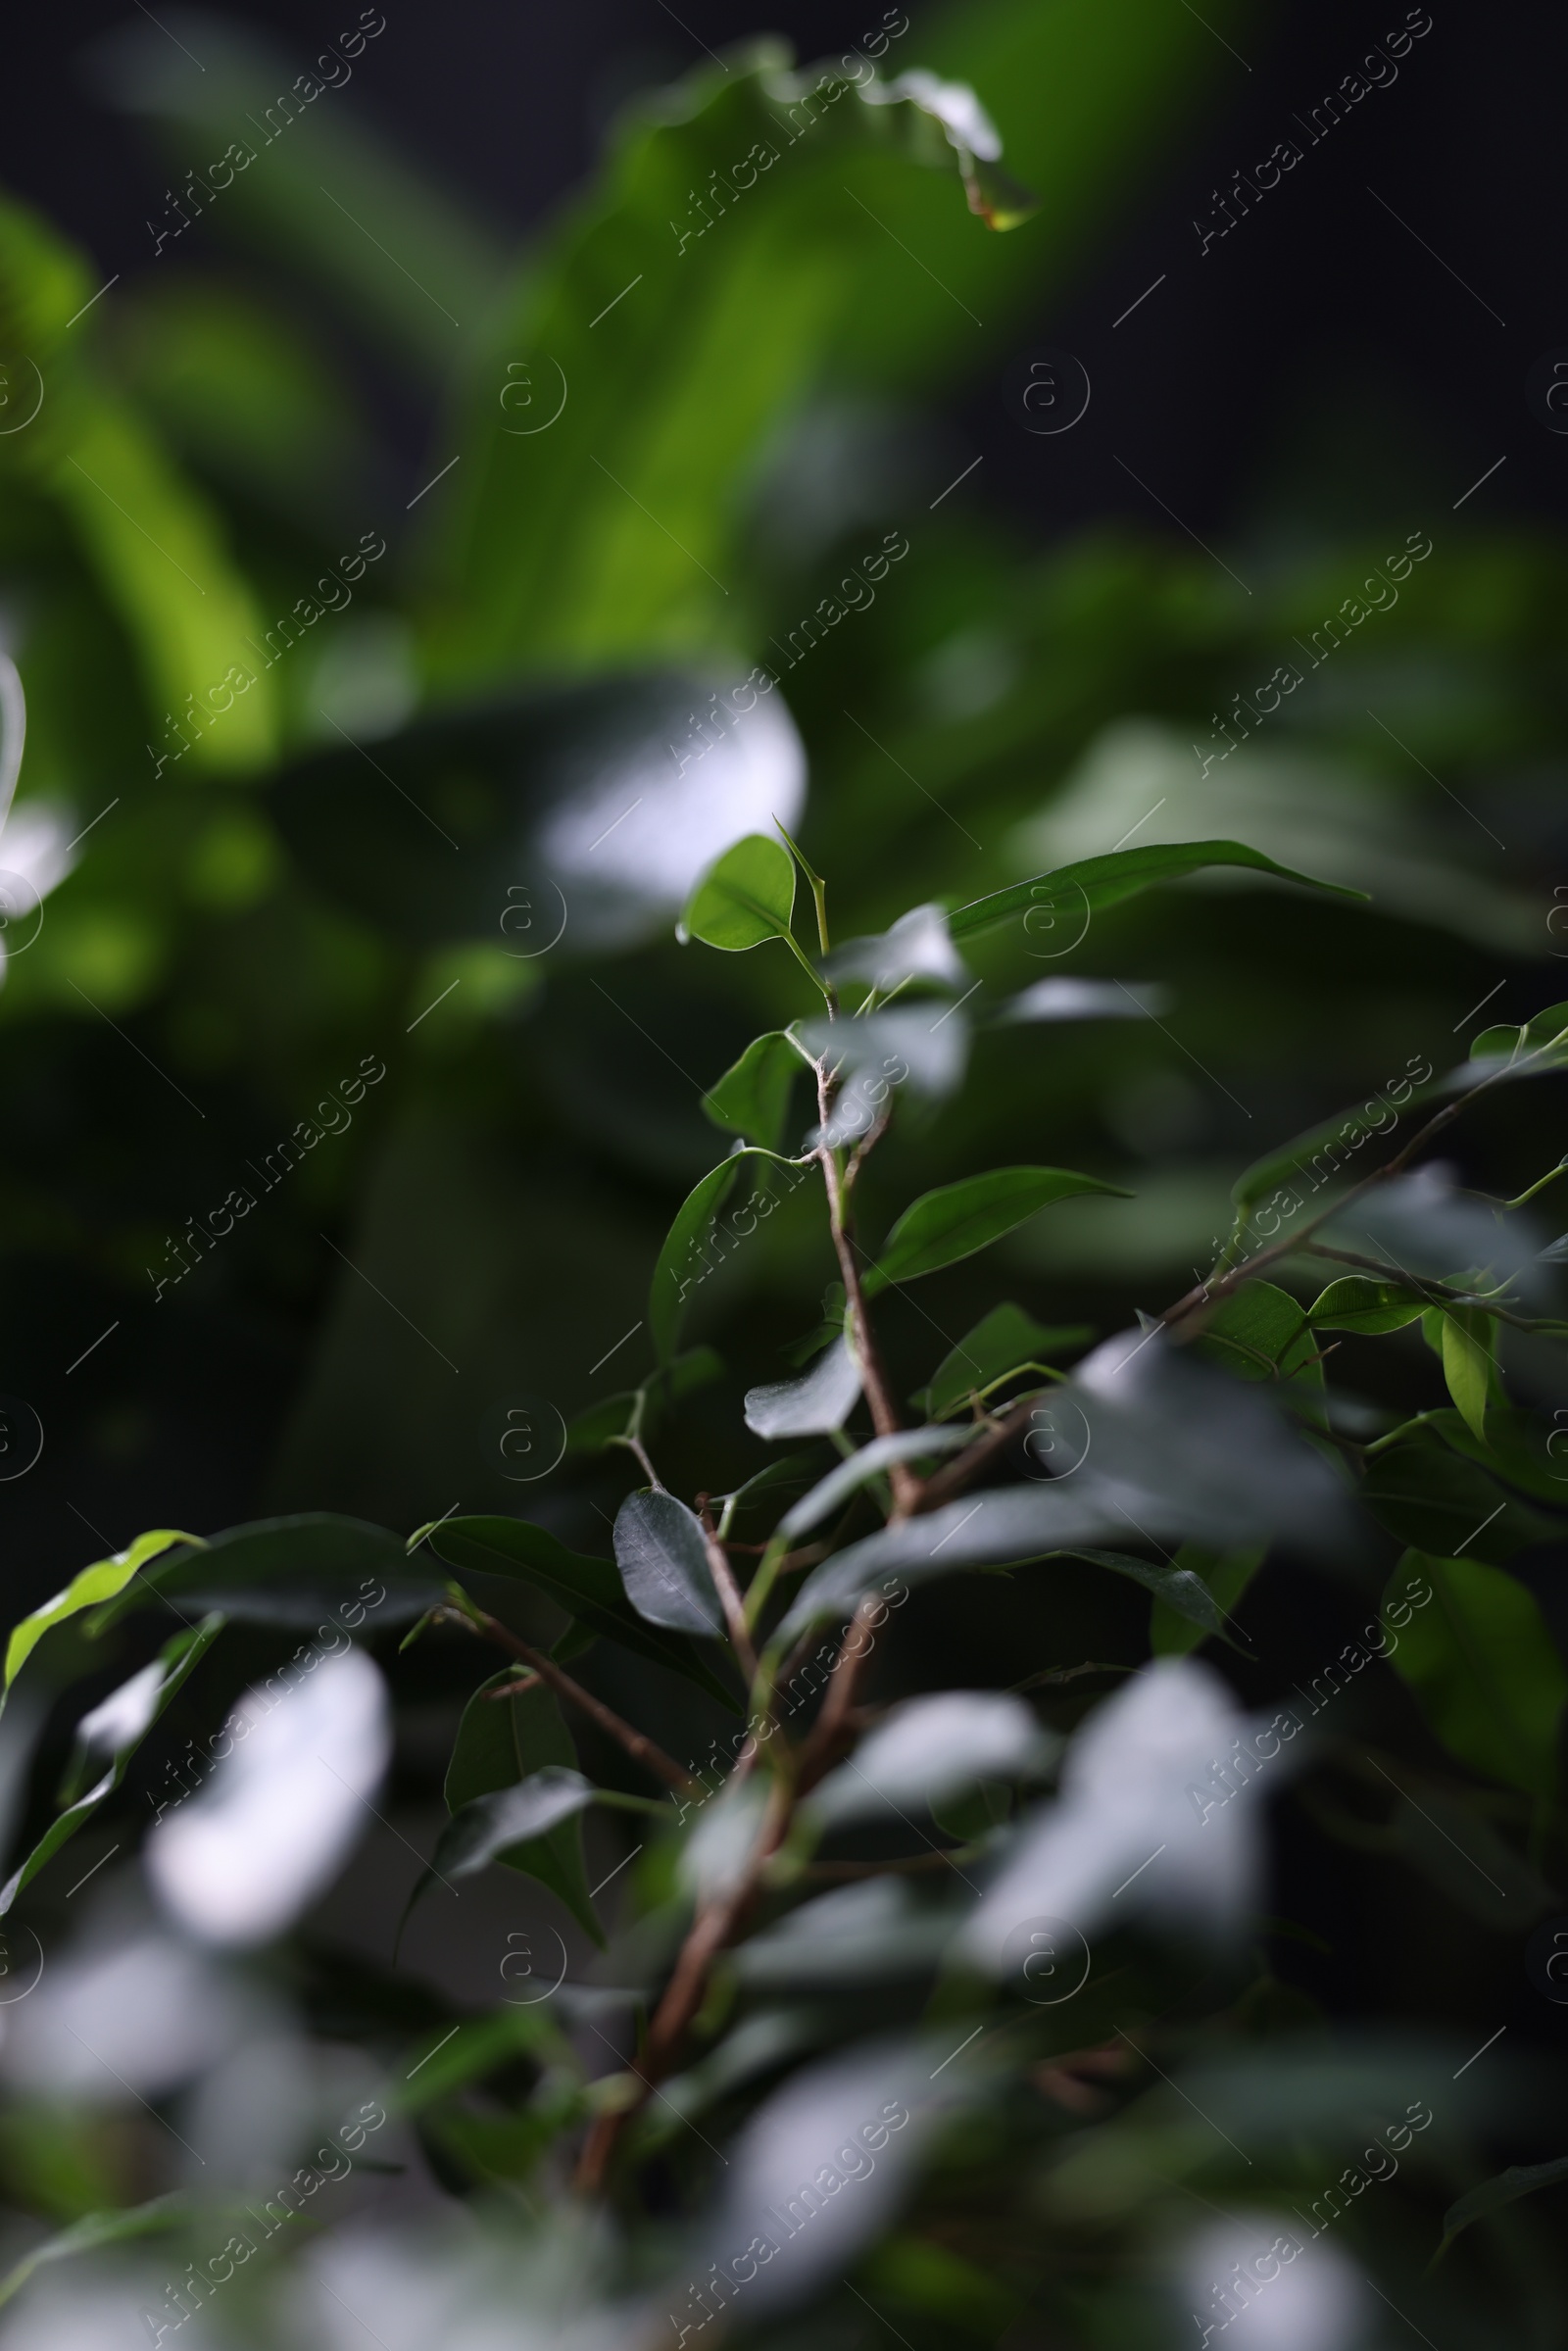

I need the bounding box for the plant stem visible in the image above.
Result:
[697,1500,759,1679]
[466,1609,697,1794]
[812,1065,918,1514]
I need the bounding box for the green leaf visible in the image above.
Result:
[429,1772,596,1891]
[1192,1281,1319,1385]
[947,840,1365,944]
[87,1515,437,1634]
[703,1031,806,1150]
[863,1167,1129,1296]
[1229,1071,1444,1216]
[1062,1550,1248,1651]
[650,1152,744,1366]
[745,1334,862,1439]
[443,1671,603,1945]
[1466,1000,1568,1073]
[1386,1555,1568,1797]
[0,2195,194,2311]
[681,835,797,953]
[1436,2157,1568,2259]
[650,1149,805,1363]
[916,1304,1094,1420]
[777,1484,1157,1641]
[3,1529,202,1704]
[1309,1276,1429,1336]
[1429,1406,1568,1507]
[612,1492,725,1637]
[0,1617,223,1916]
[1358,1438,1558,1564]
[1441,1307,1495,1443]
[424,1517,739,1711]
[1150,1545,1265,1657]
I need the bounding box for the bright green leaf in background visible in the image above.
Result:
[2,1528,201,1705]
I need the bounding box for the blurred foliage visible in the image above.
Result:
[0,0,1566,2344]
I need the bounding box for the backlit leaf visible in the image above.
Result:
[682,834,796,952]
[4,1528,202,1702]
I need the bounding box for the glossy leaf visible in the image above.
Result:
[682,834,796,952]
[808,1691,1052,1826]
[0,1617,223,1916]
[434,1770,596,1879]
[703,1031,806,1150]
[3,1527,201,1704]
[864,1167,1129,1296]
[443,1670,602,1945]
[777,1427,975,1543]
[916,1303,1092,1420]
[613,1492,725,1637]
[947,840,1364,943]
[1387,1554,1568,1796]
[422,1515,738,1710]
[745,1334,862,1439]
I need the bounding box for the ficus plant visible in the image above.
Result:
[3,825,1567,2338]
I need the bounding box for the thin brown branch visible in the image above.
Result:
[697,1499,759,1680]
[915,1393,1041,1512]
[795,1597,882,1794]
[467,1609,697,1795]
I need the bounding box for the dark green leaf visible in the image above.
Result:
[444,1670,603,1945]
[863,1167,1129,1296]
[1061,1550,1247,1650]
[1430,1405,1568,1506]
[947,840,1365,944]
[89,1515,436,1634]
[1437,2158,1568,2259]
[915,1303,1093,1420]
[682,834,796,952]
[1149,1545,1265,1657]
[0,1617,223,1916]
[649,1152,744,1366]
[613,1492,725,1637]
[703,1031,806,1151]
[435,1770,596,1878]
[777,1485,1161,1641]
[424,1516,739,1710]
[1386,1554,1568,1797]
[1359,1441,1557,1563]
